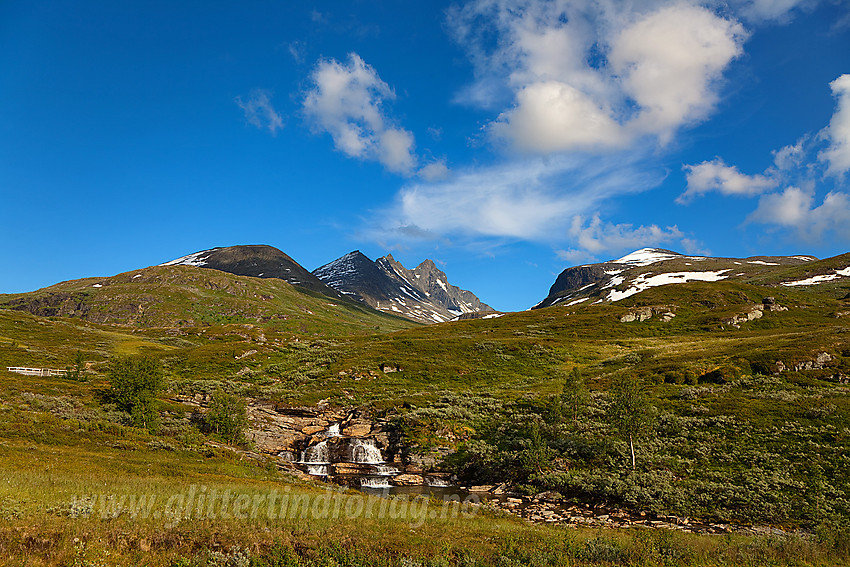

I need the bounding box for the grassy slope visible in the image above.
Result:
[0,265,416,335]
[1,270,850,564]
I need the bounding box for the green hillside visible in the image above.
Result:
[1,264,849,565]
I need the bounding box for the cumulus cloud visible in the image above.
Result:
[682,73,850,247]
[679,158,778,203]
[819,74,850,177]
[303,53,417,174]
[609,4,747,142]
[418,160,451,181]
[567,214,684,254]
[235,89,284,135]
[450,1,747,152]
[772,138,808,171]
[747,187,850,240]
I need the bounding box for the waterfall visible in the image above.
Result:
[307,465,330,476]
[300,440,329,464]
[426,477,450,487]
[348,438,383,464]
[360,477,392,489]
[325,424,341,437]
[373,465,398,476]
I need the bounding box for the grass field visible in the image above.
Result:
[1,270,850,564]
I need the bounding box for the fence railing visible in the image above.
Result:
[6,367,67,377]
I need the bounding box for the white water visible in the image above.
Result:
[300,440,330,464]
[307,465,330,476]
[349,438,383,464]
[373,465,399,476]
[325,424,341,437]
[426,477,450,487]
[360,477,392,489]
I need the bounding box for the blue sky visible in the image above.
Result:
[1,0,849,312]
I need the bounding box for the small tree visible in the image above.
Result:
[608,376,652,469]
[108,356,164,432]
[206,388,248,445]
[561,366,589,424]
[65,350,86,382]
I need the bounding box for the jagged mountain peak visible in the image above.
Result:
[313,252,493,324]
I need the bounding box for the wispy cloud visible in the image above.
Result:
[302,53,417,175]
[368,151,668,254]
[235,89,284,135]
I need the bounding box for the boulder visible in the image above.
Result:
[342,422,372,437]
[392,474,424,486]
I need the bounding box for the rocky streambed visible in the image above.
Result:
[179,396,799,536]
[468,488,797,536]
[177,395,452,489]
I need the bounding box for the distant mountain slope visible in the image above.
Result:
[532,247,847,309]
[0,265,415,335]
[313,251,494,324]
[162,245,342,299]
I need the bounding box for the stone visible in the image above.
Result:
[468,485,495,492]
[393,474,424,486]
[342,422,372,437]
[301,425,326,436]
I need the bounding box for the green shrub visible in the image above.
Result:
[107,355,164,432]
[205,387,248,445]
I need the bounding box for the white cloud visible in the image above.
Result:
[303,53,417,174]
[492,80,624,152]
[418,160,451,181]
[288,41,305,64]
[819,74,850,177]
[772,138,807,171]
[450,1,747,153]
[732,0,818,23]
[375,152,665,244]
[567,214,684,254]
[235,90,284,135]
[609,4,747,143]
[679,158,778,203]
[747,187,850,240]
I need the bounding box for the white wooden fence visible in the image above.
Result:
[6,367,67,377]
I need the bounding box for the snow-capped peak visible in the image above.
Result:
[612,248,683,267]
[160,249,213,267]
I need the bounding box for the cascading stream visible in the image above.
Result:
[348,438,383,464]
[300,440,329,465]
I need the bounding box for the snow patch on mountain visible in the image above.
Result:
[782,266,850,286]
[161,250,212,267]
[612,248,683,267]
[606,270,731,302]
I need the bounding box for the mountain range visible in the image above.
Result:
[3,244,850,329]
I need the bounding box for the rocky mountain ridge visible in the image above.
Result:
[313,251,494,324]
[161,245,342,299]
[532,247,847,309]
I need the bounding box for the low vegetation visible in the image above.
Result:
[1,269,849,564]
